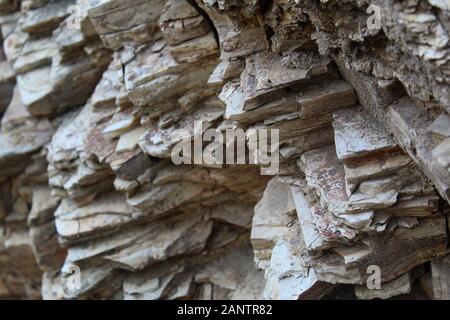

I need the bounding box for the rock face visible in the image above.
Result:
[0,0,449,300]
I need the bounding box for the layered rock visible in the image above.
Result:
[0,0,450,300]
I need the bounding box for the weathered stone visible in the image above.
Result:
[241,51,330,110]
[386,97,450,203]
[2,0,450,301]
[87,0,166,50]
[343,152,413,195]
[251,177,296,269]
[20,0,72,35]
[158,0,210,46]
[428,114,450,140]
[355,272,412,300]
[333,107,397,162]
[264,221,334,300]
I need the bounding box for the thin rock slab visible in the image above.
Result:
[333,106,398,162]
[354,272,412,300]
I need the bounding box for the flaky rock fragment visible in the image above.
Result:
[87,0,166,50]
[251,177,296,270]
[264,221,333,300]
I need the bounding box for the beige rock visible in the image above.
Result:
[333,106,397,162]
[355,272,412,300]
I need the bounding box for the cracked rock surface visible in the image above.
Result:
[0,0,449,300]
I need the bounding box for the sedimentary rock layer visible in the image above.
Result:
[0,0,449,300]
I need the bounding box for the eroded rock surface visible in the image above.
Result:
[0,0,450,300]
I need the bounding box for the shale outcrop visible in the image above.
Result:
[0,0,449,300]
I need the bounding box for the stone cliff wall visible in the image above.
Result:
[0,0,449,300]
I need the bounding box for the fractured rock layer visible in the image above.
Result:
[0,0,450,300]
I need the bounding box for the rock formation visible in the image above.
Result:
[0,0,449,300]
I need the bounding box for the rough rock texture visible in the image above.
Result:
[0,0,450,300]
